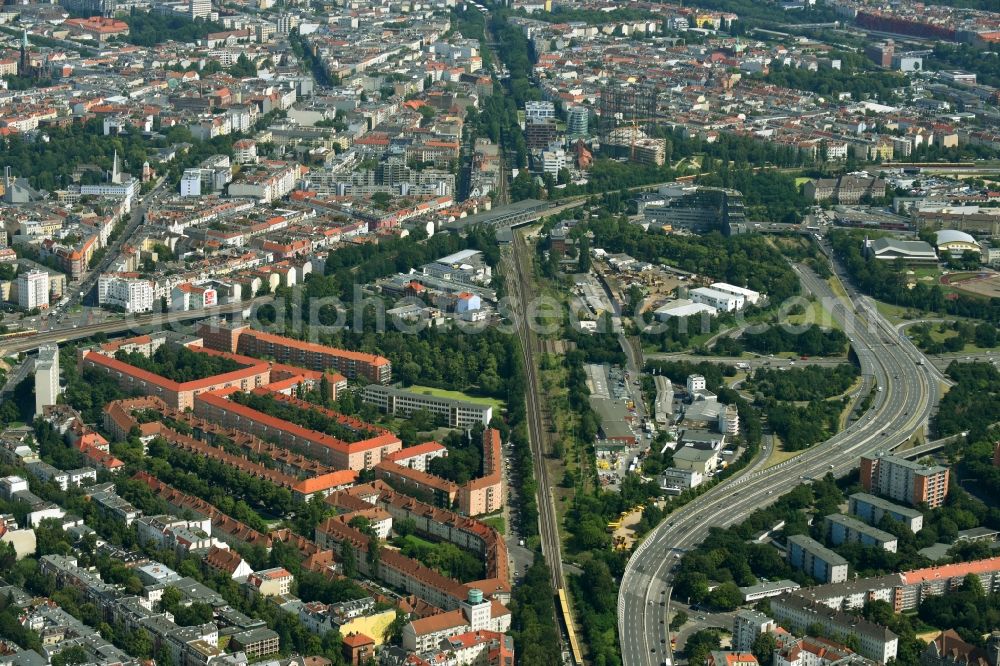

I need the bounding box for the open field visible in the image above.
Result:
[783,299,843,331]
[762,436,802,469]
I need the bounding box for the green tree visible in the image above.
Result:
[708,582,743,611]
[751,632,776,664]
[341,543,357,578]
[52,646,88,666]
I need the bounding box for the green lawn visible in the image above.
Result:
[481,515,505,535]
[908,323,1000,354]
[907,266,942,281]
[407,385,505,414]
[763,436,803,469]
[827,275,850,304]
[783,299,842,331]
[874,300,921,325]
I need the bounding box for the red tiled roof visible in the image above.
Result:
[241,329,390,367]
[902,557,1000,585]
[196,390,400,455]
[292,470,359,495]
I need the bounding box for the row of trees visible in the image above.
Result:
[428,427,485,485]
[714,324,849,357]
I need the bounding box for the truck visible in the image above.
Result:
[735,362,750,370]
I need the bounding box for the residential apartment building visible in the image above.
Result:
[361,385,493,428]
[78,343,272,411]
[708,652,758,666]
[375,460,459,508]
[227,163,302,203]
[524,117,557,149]
[193,390,402,470]
[775,637,872,666]
[98,275,156,313]
[17,269,49,310]
[246,567,293,597]
[860,453,949,508]
[770,595,898,663]
[402,588,511,652]
[849,493,924,533]
[921,630,1000,666]
[566,106,588,137]
[196,322,392,384]
[826,514,899,553]
[732,609,776,652]
[787,534,850,584]
[804,175,887,204]
[383,441,448,472]
[778,557,1000,617]
[524,101,555,121]
[458,428,503,516]
[230,628,280,659]
[35,345,60,418]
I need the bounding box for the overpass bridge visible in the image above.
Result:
[0,298,273,358]
[892,421,1000,460]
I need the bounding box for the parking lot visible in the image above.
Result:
[587,363,656,490]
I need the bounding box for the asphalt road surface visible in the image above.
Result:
[618,264,936,666]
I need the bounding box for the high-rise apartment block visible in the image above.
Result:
[17,269,49,310]
[34,345,59,417]
[860,453,949,508]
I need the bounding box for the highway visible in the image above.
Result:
[0,297,273,357]
[618,263,937,666]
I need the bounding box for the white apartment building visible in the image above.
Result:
[233,140,258,165]
[180,170,203,197]
[98,275,156,313]
[171,283,217,311]
[34,345,59,418]
[228,163,300,203]
[17,270,49,310]
[524,101,555,121]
